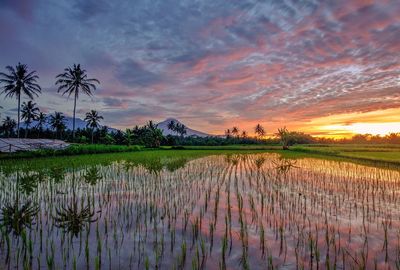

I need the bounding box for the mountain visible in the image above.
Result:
[157,118,211,137]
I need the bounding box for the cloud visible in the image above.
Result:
[114,59,163,87]
[1,0,400,136]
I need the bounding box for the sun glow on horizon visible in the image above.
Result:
[318,122,400,137]
[297,108,400,138]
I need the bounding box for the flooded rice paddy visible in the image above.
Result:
[0,151,399,269]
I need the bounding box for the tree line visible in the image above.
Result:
[2,63,399,149]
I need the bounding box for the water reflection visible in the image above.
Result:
[0,152,399,269]
[272,158,299,176]
[1,172,39,236]
[53,172,98,237]
[82,166,102,186]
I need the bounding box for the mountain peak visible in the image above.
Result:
[162,118,180,124]
[157,118,210,137]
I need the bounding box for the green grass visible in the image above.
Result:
[291,144,400,165]
[0,144,143,159]
[340,151,400,163]
[1,143,400,167]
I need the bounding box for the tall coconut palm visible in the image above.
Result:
[1,117,16,137]
[21,101,39,138]
[55,64,99,141]
[35,112,47,137]
[0,63,41,138]
[231,126,239,137]
[49,112,66,139]
[254,124,266,139]
[84,110,103,144]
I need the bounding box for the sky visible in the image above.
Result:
[0,0,400,137]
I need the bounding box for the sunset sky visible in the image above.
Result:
[1,0,400,137]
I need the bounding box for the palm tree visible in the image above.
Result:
[84,110,103,144]
[35,112,47,137]
[241,130,248,138]
[225,128,231,138]
[176,123,187,138]
[49,112,66,139]
[123,129,134,146]
[167,120,178,135]
[0,63,41,138]
[254,124,266,139]
[21,100,39,138]
[276,127,291,150]
[1,117,16,137]
[231,126,239,137]
[143,120,163,148]
[55,64,100,141]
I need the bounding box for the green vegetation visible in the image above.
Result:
[55,64,100,140]
[2,143,400,167]
[0,63,41,138]
[292,144,400,165]
[0,144,142,159]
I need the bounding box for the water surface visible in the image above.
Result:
[0,151,399,269]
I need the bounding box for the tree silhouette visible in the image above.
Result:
[231,126,239,137]
[0,63,41,138]
[176,123,187,138]
[123,129,134,146]
[21,100,39,138]
[84,110,103,144]
[276,127,291,150]
[35,112,47,137]
[1,117,16,137]
[167,120,178,135]
[55,64,99,141]
[49,112,66,139]
[143,120,163,148]
[254,124,266,139]
[225,128,231,139]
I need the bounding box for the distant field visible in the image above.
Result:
[176,144,400,165]
[292,144,400,165]
[1,143,399,166]
[176,144,282,150]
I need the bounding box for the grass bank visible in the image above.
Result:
[1,143,400,167]
[291,144,400,165]
[0,144,143,159]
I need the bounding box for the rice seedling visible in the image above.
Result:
[0,151,399,269]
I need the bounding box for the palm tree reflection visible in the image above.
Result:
[272,158,299,176]
[53,171,97,237]
[0,172,39,235]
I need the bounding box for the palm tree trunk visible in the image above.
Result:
[73,91,77,141]
[91,129,94,144]
[17,94,21,138]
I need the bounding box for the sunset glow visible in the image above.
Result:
[1,0,400,137]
